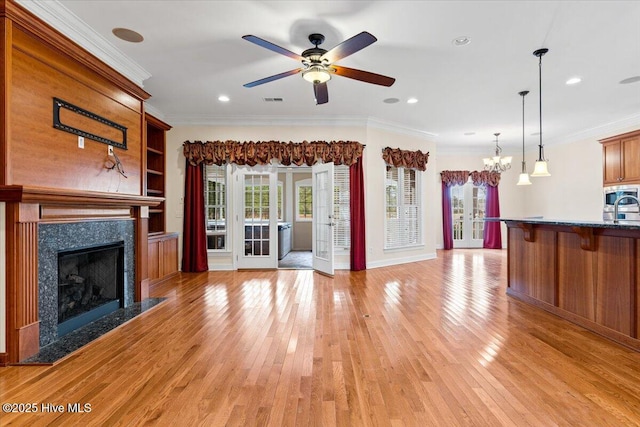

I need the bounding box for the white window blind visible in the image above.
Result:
[204,164,227,250]
[385,166,421,249]
[333,166,350,250]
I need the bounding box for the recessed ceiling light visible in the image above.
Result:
[566,77,582,85]
[620,76,640,84]
[383,98,400,104]
[112,27,144,43]
[407,98,418,104]
[218,95,230,102]
[452,36,471,47]
[464,132,476,136]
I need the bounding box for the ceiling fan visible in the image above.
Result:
[242,31,395,105]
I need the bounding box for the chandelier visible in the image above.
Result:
[483,133,512,173]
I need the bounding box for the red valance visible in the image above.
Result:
[440,170,470,186]
[381,147,429,171]
[470,170,501,187]
[182,140,364,167]
[440,170,501,187]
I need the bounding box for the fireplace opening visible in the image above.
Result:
[57,241,125,337]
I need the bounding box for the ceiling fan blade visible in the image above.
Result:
[331,65,395,87]
[321,31,377,63]
[313,82,328,105]
[242,35,304,61]
[243,68,302,88]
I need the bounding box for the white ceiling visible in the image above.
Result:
[21,0,640,154]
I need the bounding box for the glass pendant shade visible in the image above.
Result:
[517,172,532,185]
[531,160,550,177]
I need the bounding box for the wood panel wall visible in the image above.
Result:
[8,25,142,193]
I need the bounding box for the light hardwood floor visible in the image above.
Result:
[1,249,640,426]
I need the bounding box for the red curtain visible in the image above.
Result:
[182,160,209,272]
[350,157,366,270]
[441,181,453,250]
[483,184,502,249]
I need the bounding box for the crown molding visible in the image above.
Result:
[15,0,151,88]
[366,117,438,140]
[545,112,640,146]
[163,113,439,141]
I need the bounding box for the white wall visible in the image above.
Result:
[165,124,437,270]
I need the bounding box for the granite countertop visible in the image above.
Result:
[486,217,640,230]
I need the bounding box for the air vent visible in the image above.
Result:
[263,97,284,102]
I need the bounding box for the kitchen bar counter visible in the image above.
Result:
[497,217,640,351]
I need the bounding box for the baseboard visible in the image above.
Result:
[366,252,437,269]
[0,352,8,367]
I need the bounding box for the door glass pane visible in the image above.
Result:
[315,170,330,260]
[472,187,487,240]
[244,174,270,256]
[451,185,464,240]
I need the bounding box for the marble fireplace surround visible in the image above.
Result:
[38,220,135,347]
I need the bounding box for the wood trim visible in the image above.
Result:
[0,17,10,186]
[5,202,40,362]
[0,185,162,207]
[571,226,595,251]
[516,222,534,242]
[598,128,640,144]
[135,211,149,302]
[145,113,172,131]
[40,206,133,222]
[0,0,150,101]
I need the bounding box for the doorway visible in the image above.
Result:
[236,164,347,273]
[451,182,486,248]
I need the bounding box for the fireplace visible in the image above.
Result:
[38,220,135,347]
[57,242,125,337]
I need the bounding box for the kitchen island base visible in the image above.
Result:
[505,219,639,352]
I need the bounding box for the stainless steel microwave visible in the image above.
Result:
[603,185,640,221]
[604,185,640,210]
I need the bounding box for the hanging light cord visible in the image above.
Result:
[537,51,544,162]
[522,91,527,173]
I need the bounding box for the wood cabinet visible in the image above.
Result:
[600,130,640,185]
[148,232,179,285]
[145,114,172,234]
[505,219,640,352]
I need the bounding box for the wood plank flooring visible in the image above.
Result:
[1,249,640,426]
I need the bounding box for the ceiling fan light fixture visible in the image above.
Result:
[302,65,331,84]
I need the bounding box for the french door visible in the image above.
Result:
[451,182,486,248]
[235,166,278,269]
[312,162,334,275]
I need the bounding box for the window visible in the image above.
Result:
[384,166,421,249]
[204,164,227,250]
[334,166,350,250]
[296,179,312,221]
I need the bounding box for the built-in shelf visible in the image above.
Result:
[145,114,171,235]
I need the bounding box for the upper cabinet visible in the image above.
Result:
[145,114,172,234]
[600,130,640,185]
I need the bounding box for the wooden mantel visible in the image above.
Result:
[0,185,163,206]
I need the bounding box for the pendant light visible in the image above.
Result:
[482,133,512,173]
[531,48,550,177]
[517,90,532,185]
